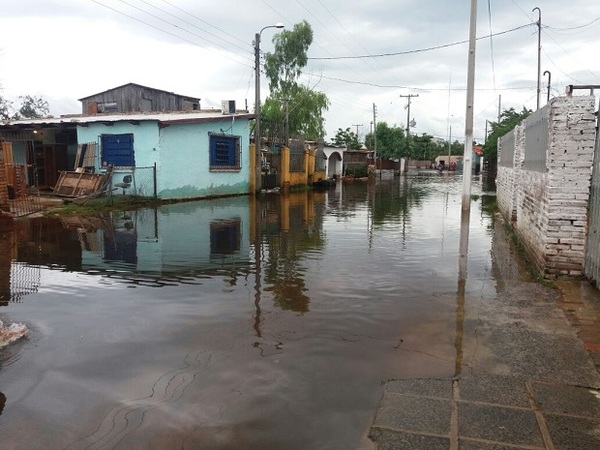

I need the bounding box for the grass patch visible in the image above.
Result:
[46,195,163,217]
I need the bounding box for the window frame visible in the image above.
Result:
[209,133,241,171]
[100,133,135,168]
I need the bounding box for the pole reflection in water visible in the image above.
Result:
[455,206,470,377]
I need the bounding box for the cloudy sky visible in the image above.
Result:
[0,0,598,143]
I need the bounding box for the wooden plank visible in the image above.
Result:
[82,142,96,168]
[73,144,83,170]
[53,171,107,197]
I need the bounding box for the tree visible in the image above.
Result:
[364,122,406,159]
[0,96,12,120]
[0,89,50,120]
[262,21,329,140]
[17,95,49,119]
[483,107,532,161]
[262,85,329,139]
[265,21,312,93]
[333,127,360,149]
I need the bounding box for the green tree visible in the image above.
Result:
[332,127,360,149]
[262,85,329,139]
[17,95,49,119]
[0,90,50,120]
[364,122,406,159]
[483,107,532,160]
[0,96,11,120]
[262,21,329,140]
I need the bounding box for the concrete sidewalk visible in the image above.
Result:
[368,219,600,449]
[369,375,600,449]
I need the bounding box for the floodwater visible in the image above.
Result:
[0,174,501,449]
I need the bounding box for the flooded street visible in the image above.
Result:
[0,175,582,449]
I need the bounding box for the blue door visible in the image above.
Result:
[101,134,134,167]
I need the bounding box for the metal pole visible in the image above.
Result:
[462,0,478,211]
[254,32,261,194]
[533,7,542,110]
[544,70,551,103]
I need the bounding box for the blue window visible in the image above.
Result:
[101,134,134,167]
[209,134,240,170]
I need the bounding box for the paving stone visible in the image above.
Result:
[373,393,451,436]
[459,402,544,447]
[458,375,530,408]
[384,378,453,399]
[544,414,600,450]
[368,428,450,450]
[459,439,544,449]
[531,382,600,417]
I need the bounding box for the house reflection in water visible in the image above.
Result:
[1,191,330,317]
[0,218,78,306]
[60,197,252,285]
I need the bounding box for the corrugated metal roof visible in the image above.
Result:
[0,111,254,128]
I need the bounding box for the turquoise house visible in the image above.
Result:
[0,110,254,200]
[76,111,254,199]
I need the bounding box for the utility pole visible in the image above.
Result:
[400,94,418,172]
[352,124,363,143]
[533,7,542,110]
[448,125,452,170]
[373,103,378,175]
[284,98,289,146]
[498,94,502,122]
[462,0,478,211]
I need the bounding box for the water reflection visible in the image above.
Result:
[454,207,470,377]
[0,177,503,449]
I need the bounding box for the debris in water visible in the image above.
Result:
[0,320,27,348]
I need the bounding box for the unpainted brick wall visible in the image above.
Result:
[497,95,596,278]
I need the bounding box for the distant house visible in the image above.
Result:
[322,144,345,178]
[79,83,201,115]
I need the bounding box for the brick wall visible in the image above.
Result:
[497,95,596,278]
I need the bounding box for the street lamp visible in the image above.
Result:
[254,22,284,194]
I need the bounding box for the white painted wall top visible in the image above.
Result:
[1,111,255,127]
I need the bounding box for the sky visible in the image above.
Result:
[0,0,598,144]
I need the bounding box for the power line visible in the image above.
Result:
[89,0,254,69]
[301,72,535,91]
[136,0,251,54]
[114,0,253,62]
[545,16,600,31]
[307,23,533,60]
[157,0,248,46]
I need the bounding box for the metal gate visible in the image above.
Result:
[585,101,600,288]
